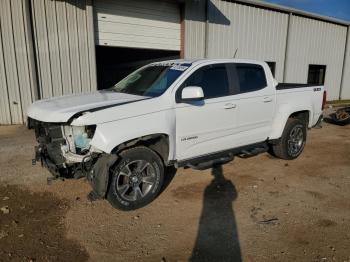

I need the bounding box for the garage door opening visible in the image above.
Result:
[96,46,180,90]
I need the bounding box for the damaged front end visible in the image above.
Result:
[28,117,101,179]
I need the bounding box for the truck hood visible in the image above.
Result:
[27,90,148,123]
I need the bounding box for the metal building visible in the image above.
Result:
[0,0,349,124]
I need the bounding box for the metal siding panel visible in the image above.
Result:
[340,28,350,99]
[31,0,43,98]
[22,0,39,103]
[30,0,97,100]
[0,0,38,124]
[32,0,53,99]
[11,0,35,121]
[45,0,63,97]
[285,15,347,100]
[55,0,73,94]
[0,18,12,124]
[94,0,181,50]
[0,0,23,123]
[86,0,97,91]
[66,0,82,93]
[236,4,242,56]
[206,1,288,82]
[77,0,91,93]
[184,0,206,59]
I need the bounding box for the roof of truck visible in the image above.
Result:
[153,58,265,66]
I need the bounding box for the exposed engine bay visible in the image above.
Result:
[28,118,100,178]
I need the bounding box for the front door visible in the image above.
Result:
[175,64,238,160]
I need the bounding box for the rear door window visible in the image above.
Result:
[180,64,230,99]
[234,64,267,93]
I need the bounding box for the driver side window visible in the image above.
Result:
[179,64,230,100]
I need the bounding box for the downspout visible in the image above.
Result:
[339,26,349,100]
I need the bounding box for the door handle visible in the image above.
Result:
[224,103,236,109]
[263,97,273,103]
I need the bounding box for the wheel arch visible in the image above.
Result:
[111,133,171,165]
[270,106,312,140]
[88,134,170,201]
[289,110,310,126]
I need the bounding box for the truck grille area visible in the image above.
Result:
[29,118,66,167]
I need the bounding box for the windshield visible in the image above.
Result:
[110,63,191,97]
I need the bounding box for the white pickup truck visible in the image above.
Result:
[27,59,326,210]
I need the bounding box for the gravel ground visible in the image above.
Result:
[0,119,349,262]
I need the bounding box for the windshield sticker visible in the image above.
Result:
[153,62,176,67]
[170,65,189,71]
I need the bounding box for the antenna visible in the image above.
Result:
[233,48,238,58]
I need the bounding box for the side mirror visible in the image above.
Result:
[181,86,204,101]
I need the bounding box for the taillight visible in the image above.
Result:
[322,90,327,110]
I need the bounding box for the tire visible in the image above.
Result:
[272,118,307,160]
[107,146,164,210]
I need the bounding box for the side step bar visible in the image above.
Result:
[177,142,269,170]
[237,144,269,158]
[187,155,234,170]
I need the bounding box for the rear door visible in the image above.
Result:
[228,63,276,146]
[175,63,239,160]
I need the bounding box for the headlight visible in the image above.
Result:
[73,125,96,151]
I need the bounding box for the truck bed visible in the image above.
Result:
[274,83,324,128]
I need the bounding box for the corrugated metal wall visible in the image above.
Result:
[31,0,97,100]
[207,0,289,82]
[340,28,350,100]
[184,0,206,59]
[285,15,347,100]
[0,0,97,125]
[0,0,38,124]
[184,0,289,82]
[183,1,350,99]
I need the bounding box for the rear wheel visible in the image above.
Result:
[272,118,307,160]
[107,146,164,210]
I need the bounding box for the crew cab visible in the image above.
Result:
[27,59,326,210]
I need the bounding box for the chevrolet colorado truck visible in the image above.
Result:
[27,59,326,210]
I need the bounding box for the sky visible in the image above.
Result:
[262,0,350,22]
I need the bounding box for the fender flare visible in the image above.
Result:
[270,105,312,140]
[87,153,118,199]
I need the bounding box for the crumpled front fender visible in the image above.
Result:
[87,154,118,198]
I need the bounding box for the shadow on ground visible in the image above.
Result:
[191,165,241,261]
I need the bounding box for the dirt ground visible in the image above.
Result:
[0,120,349,262]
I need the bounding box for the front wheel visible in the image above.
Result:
[107,146,164,210]
[272,118,307,160]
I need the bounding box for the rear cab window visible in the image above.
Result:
[233,63,267,94]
